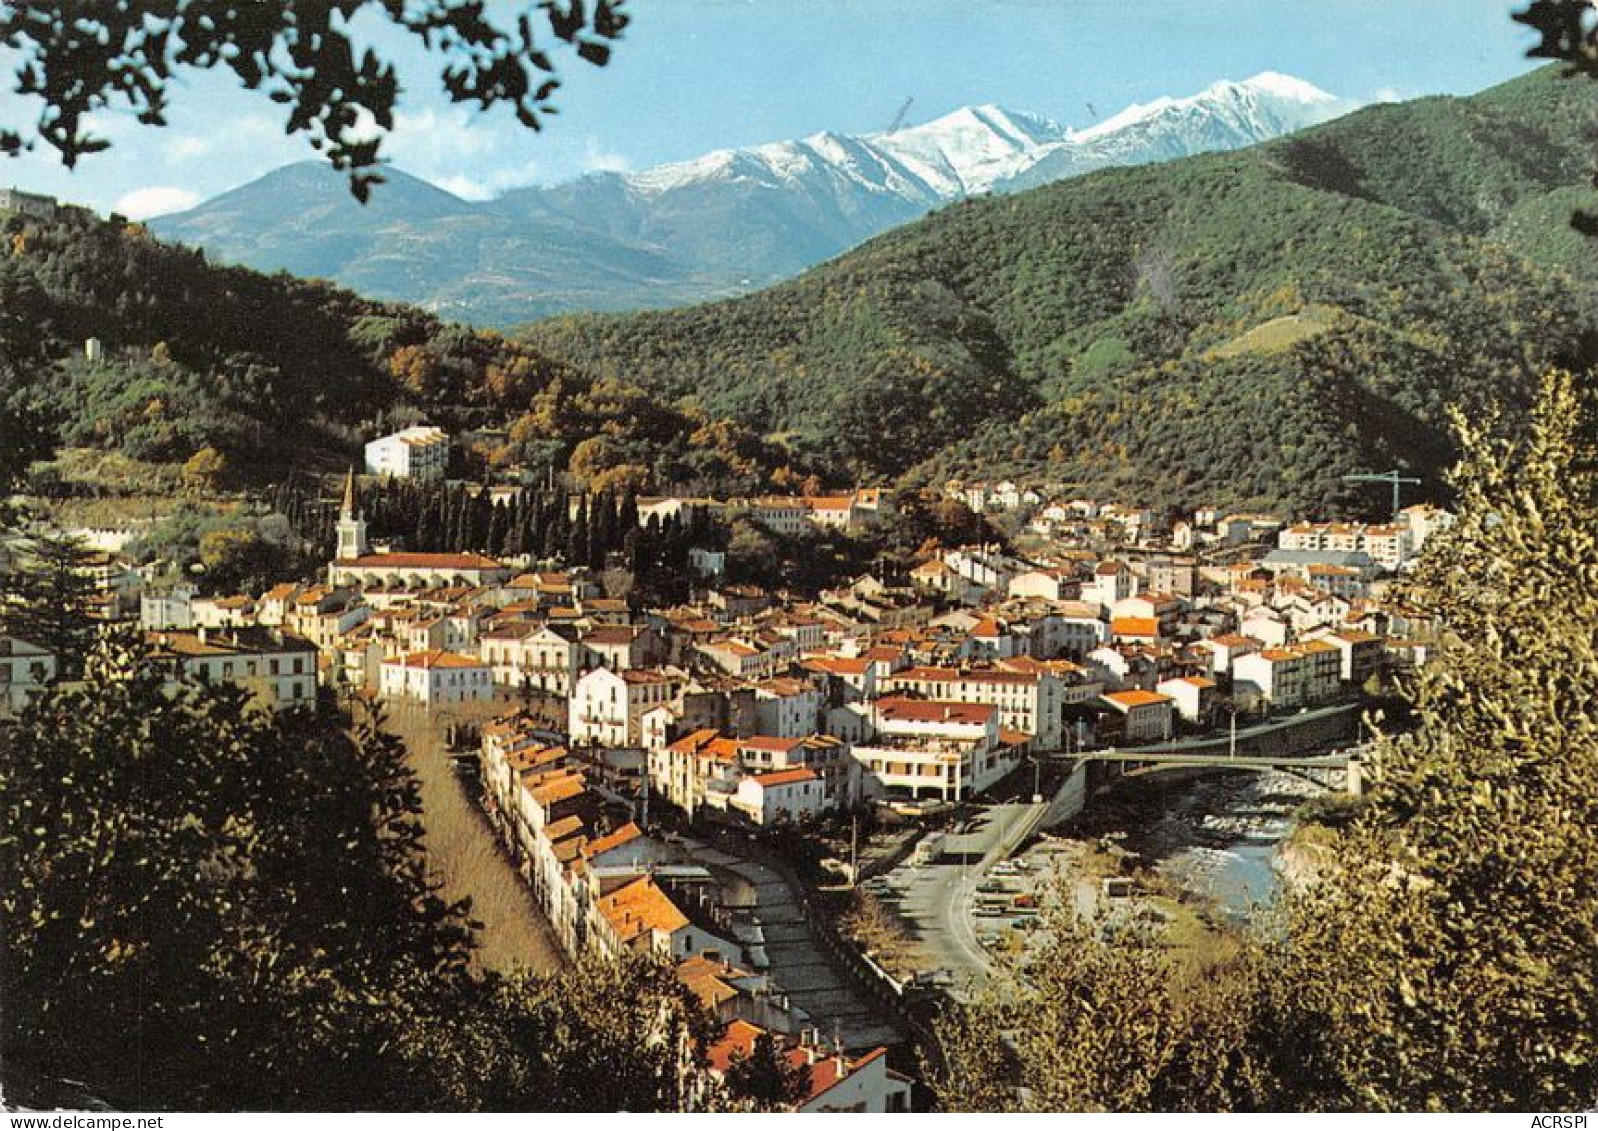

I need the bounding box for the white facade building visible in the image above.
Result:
[379,650,494,705]
[364,426,449,481]
[569,666,682,748]
[0,637,56,714]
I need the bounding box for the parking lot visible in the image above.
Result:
[864,801,1049,995]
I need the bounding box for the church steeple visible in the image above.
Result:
[336,467,368,560]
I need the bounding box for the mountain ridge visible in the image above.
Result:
[516,65,1598,516]
[150,73,1351,324]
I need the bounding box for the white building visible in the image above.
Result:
[140,583,197,629]
[569,666,682,748]
[146,628,317,712]
[1155,675,1216,724]
[379,650,494,705]
[854,698,1021,801]
[0,637,56,714]
[753,677,823,739]
[1232,642,1341,711]
[877,665,1065,749]
[1279,521,1414,572]
[729,768,826,826]
[364,425,449,481]
[1099,689,1174,742]
[479,622,581,694]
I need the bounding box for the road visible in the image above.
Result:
[887,801,1047,994]
[381,701,563,974]
[681,837,906,1051]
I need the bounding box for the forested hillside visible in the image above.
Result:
[0,209,802,493]
[520,66,1598,516]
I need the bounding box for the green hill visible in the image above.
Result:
[0,209,796,494]
[518,66,1598,516]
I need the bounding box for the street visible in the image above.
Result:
[381,701,563,974]
[882,801,1048,994]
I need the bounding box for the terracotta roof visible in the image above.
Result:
[584,625,644,645]
[739,735,806,753]
[875,698,996,726]
[529,773,588,808]
[892,665,1038,686]
[544,814,586,843]
[393,650,485,670]
[752,768,817,788]
[620,668,675,684]
[1103,689,1173,709]
[803,657,870,676]
[335,551,503,570]
[598,875,689,943]
[583,822,642,859]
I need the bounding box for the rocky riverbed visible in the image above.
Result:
[1064,769,1327,920]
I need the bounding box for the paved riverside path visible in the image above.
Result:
[887,801,1048,994]
[383,702,563,974]
[685,839,907,1051]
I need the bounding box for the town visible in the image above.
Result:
[0,421,1448,1111]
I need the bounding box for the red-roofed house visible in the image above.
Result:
[854,697,1019,801]
[707,1022,912,1113]
[730,767,825,825]
[1099,689,1174,742]
[378,650,493,705]
[1155,675,1216,724]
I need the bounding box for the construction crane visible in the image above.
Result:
[887,95,914,134]
[1343,469,1422,521]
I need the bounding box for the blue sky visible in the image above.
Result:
[1,0,1544,218]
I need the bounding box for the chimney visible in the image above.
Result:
[196,626,207,645]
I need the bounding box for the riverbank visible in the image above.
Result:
[381,704,564,975]
[1053,769,1328,920]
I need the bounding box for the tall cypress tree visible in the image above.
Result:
[566,495,589,567]
[0,532,101,677]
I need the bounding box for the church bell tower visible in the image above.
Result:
[336,468,369,560]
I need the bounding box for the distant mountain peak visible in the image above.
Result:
[154,70,1356,324]
[1236,71,1337,104]
[1076,71,1341,144]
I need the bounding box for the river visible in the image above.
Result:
[1069,769,1326,919]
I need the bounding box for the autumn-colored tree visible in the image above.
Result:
[388,344,441,399]
[932,372,1598,1112]
[182,445,228,492]
[1261,369,1598,1111]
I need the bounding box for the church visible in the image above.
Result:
[327,471,512,592]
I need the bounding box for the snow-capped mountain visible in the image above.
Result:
[1005,72,1345,190]
[619,72,1344,203]
[152,73,1354,325]
[626,103,1067,202]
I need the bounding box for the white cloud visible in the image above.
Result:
[115,186,201,220]
[161,134,213,162]
[436,174,493,201]
[581,139,632,175]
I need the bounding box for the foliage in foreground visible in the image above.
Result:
[0,633,719,1111]
[930,371,1598,1112]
